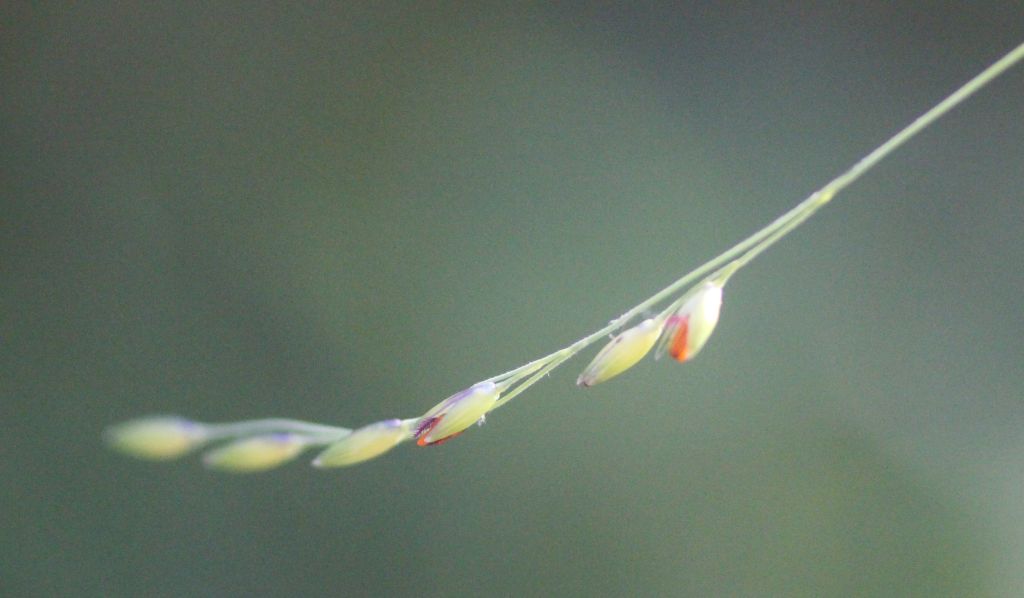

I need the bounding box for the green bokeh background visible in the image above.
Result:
[4,4,1024,596]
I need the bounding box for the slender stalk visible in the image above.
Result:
[202,419,353,444]
[483,41,1024,411]
[107,43,1024,469]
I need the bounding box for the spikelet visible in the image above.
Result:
[313,420,409,467]
[656,282,723,362]
[576,318,663,387]
[104,416,206,460]
[202,434,308,473]
[414,382,499,446]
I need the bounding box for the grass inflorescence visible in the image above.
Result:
[105,43,1024,473]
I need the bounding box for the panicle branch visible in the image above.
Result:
[105,43,1024,473]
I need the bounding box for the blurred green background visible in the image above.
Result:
[4,3,1023,596]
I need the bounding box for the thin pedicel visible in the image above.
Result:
[105,43,1024,473]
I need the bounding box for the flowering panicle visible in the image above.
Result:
[103,43,1024,473]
